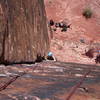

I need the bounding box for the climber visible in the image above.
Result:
[49,19,54,26]
[95,50,100,64]
[46,52,56,61]
[95,54,100,64]
[35,54,43,62]
[61,23,71,32]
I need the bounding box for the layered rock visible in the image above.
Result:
[0,0,49,64]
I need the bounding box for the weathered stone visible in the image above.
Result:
[0,61,100,100]
[0,0,49,64]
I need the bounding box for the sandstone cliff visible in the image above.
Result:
[0,0,49,64]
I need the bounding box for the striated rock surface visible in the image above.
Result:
[0,61,100,100]
[0,0,49,63]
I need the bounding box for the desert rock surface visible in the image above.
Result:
[44,0,100,65]
[0,62,100,100]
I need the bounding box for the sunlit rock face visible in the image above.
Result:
[0,0,49,64]
[44,0,100,65]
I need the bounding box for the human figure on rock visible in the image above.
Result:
[46,52,56,61]
[60,23,71,32]
[49,19,54,26]
[35,54,43,62]
[95,54,100,64]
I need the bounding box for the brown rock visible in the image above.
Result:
[0,0,49,64]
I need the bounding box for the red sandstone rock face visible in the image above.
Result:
[44,0,100,65]
[0,0,49,63]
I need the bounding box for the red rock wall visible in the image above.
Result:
[0,0,49,63]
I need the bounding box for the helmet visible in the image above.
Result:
[48,52,53,56]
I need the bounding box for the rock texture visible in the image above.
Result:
[0,0,49,64]
[0,61,100,100]
[44,0,100,65]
